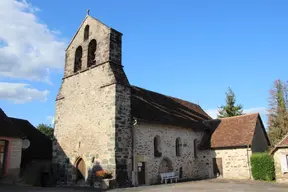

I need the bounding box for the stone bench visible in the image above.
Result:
[160,172,179,184]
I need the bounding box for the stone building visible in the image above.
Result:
[53,14,270,187]
[203,113,270,180]
[271,134,288,183]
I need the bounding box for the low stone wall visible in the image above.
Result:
[273,148,288,183]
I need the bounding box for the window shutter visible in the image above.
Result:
[280,155,288,173]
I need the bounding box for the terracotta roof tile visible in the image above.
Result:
[277,134,288,146]
[202,113,267,148]
[131,86,211,129]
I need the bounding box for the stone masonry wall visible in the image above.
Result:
[273,148,288,183]
[115,85,132,186]
[8,138,22,178]
[0,137,22,183]
[64,16,110,77]
[53,72,117,184]
[53,16,130,185]
[213,148,252,180]
[134,123,212,185]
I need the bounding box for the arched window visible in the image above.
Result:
[74,46,83,72]
[84,25,89,41]
[154,135,162,157]
[176,137,182,156]
[87,39,97,68]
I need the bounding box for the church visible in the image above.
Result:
[52,13,270,187]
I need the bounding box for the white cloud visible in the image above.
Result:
[0,82,48,103]
[205,107,268,119]
[0,0,66,82]
[46,115,55,126]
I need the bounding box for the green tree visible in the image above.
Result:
[217,87,244,118]
[37,123,54,140]
[267,80,288,146]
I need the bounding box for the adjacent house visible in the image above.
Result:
[9,118,52,173]
[271,134,288,183]
[52,14,271,187]
[0,108,52,185]
[202,113,270,180]
[0,108,24,181]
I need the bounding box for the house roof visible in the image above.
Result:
[131,86,212,129]
[277,133,288,146]
[0,108,23,138]
[200,113,269,149]
[270,133,288,154]
[9,118,52,160]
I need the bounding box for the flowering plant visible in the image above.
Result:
[95,170,113,179]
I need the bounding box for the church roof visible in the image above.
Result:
[0,108,23,138]
[131,86,212,129]
[199,113,269,149]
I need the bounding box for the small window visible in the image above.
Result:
[193,139,197,158]
[154,136,162,158]
[84,25,89,41]
[280,155,288,173]
[176,137,182,156]
[74,46,83,72]
[179,167,183,178]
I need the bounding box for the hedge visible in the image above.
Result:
[250,153,275,181]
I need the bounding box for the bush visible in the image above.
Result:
[250,153,275,181]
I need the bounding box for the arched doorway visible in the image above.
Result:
[75,158,86,182]
[158,157,173,173]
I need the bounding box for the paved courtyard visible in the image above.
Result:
[1,180,288,191]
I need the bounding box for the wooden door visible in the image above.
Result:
[0,140,8,176]
[137,162,146,185]
[76,158,86,179]
[213,158,223,177]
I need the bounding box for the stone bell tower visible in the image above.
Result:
[53,12,133,186]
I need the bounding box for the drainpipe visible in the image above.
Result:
[247,145,252,179]
[132,118,138,186]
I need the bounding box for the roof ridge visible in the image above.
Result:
[9,116,29,122]
[276,133,288,146]
[216,112,259,120]
[131,85,199,107]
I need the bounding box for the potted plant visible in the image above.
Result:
[94,170,113,189]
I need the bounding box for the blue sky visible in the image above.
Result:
[0,0,288,127]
